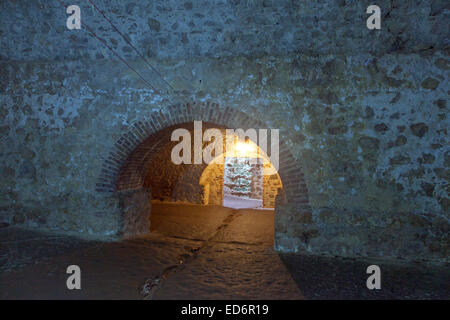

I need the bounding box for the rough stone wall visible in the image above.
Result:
[118,188,151,237]
[143,135,206,203]
[1,0,447,59]
[141,124,231,204]
[263,172,282,208]
[200,163,224,205]
[224,157,263,199]
[0,0,448,262]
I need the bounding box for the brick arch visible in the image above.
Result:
[96,101,310,209]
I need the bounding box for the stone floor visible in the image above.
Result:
[222,194,263,209]
[0,203,448,299]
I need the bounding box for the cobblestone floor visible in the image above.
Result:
[0,203,448,299]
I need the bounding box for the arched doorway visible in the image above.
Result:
[199,135,282,209]
[95,102,312,250]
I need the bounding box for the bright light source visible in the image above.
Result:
[235,141,255,155]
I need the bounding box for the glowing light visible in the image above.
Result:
[235,141,255,155]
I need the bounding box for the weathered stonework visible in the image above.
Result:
[224,157,263,199]
[118,188,151,237]
[263,171,282,208]
[0,0,448,263]
[200,163,224,205]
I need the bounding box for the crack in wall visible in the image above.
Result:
[140,210,240,300]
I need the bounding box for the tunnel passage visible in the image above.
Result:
[96,102,312,241]
[117,122,282,238]
[199,137,283,209]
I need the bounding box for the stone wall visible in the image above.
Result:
[224,157,263,199]
[200,163,224,205]
[142,132,206,204]
[263,172,282,208]
[1,0,448,60]
[118,188,151,237]
[0,0,448,262]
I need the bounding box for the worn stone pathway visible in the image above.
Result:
[0,203,448,299]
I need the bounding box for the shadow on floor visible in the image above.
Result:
[280,253,450,300]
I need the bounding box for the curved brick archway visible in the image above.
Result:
[96,101,312,239]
